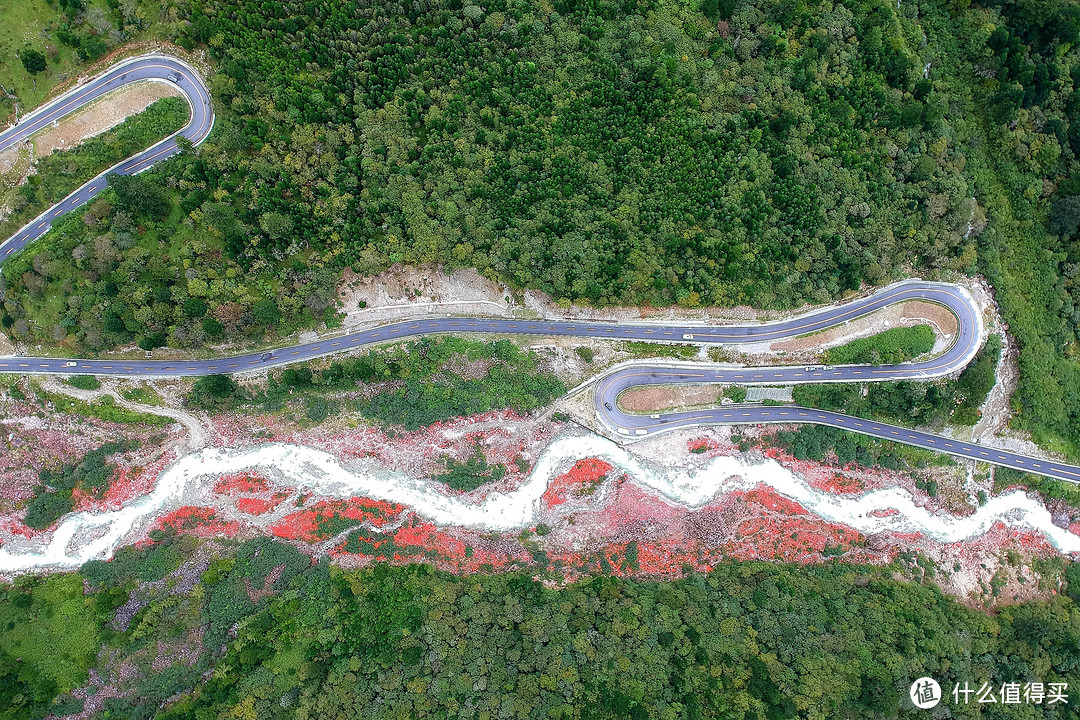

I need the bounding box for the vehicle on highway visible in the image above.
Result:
[650,414,661,419]
[167,73,180,83]
[682,334,694,340]
[65,361,77,367]
[260,352,272,361]
[824,365,834,370]
[604,402,613,411]
[805,366,815,372]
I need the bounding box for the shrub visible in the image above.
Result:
[66,375,101,390]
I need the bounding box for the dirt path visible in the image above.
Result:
[39,378,208,450]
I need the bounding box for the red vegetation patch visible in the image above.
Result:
[74,455,174,511]
[236,493,288,516]
[542,458,612,508]
[331,515,531,574]
[0,517,35,543]
[811,473,864,494]
[153,506,239,538]
[731,486,808,516]
[271,497,405,542]
[688,437,721,454]
[393,521,468,558]
[724,514,864,562]
[869,508,900,518]
[214,472,270,494]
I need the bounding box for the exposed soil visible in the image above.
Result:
[618,384,723,413]
[769,300,957,355]
[337,264,512,327]
[31,81,182,158]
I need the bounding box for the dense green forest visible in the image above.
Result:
[3,0,1080,448]
[3,540,1080,719]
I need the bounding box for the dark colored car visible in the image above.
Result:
[604,402,613,411]
[260,352,272,361]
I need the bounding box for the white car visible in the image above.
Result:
[650,414,661,419]
[682,334,694,340]
[65,361,77,367]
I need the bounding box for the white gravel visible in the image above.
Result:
[2,430,1077,573]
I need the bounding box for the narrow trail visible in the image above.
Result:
[39,378,208,450]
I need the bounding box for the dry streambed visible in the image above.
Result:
[1,432,1077,573]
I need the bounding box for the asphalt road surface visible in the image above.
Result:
[0,54,213,259]
[0,280,977,379]
[595,367,1080,484]
[2,55,1078,484]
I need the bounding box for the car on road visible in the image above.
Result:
[603,402,613,411]
[650,414,661,419]
[682,333,694,340]
[805,366,816,372]
[260,352,272,361]
[65,361,77,367]
[167,73,180,83]
[824,365,834,370]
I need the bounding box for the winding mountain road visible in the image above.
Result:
[2,55,1078,484]
[0,54,212,258]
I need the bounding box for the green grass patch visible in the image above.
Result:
[624,342,699,359]
[43,390,172,426]
[66,375,100,390]
[0,574,111,716]
[825,325,936,366]
[119,385,164,406]
[995,466,1080,508]
[794,336,1001,429]
[0,0,176,111]
[764,424,955,471]
[434,446,508,492]
[226,337,565,430]
[725,386,747,403]
[952,335,1001,425]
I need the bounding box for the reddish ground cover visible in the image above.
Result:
[688,437,722,454]
[731,486,809,515]
[724,514,865,562]
[331,516,531,574]
[542,458,612,508]
[214,472,270,494]
[153,506,240,538]
[812,473,864,494]
[236,494,288,516]
[270,497,405,541]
